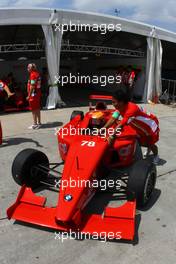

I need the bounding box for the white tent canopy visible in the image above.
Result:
[1,8,176,107]
[42,25,65,109]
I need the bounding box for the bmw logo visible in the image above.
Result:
[64,194,72,201]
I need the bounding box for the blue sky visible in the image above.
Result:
[1,0,176,32]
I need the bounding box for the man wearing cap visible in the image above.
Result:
[27,63,42,129]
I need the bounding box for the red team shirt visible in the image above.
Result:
[27,70,41,110]
[122,70,136,87]
[113,102,159,146]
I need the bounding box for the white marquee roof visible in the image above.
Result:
[0,8,176,43]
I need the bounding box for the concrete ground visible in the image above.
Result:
[0,103,176,264]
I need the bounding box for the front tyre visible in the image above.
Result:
[12,148,49,188]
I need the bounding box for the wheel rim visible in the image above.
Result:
[30,163,48,185]
[30,166,39,181]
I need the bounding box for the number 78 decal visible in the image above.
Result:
[81,141,95,147]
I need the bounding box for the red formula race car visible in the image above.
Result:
[7,95,157,242]
[4,94,30,113]
[0,89,30,113]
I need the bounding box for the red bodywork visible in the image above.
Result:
[1,92,30,113]
[7,95,138,241]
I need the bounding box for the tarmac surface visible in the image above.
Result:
[0,103,176,264]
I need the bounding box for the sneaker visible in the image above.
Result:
[153,155,160,165]
[144,148,151,158]
[35,124,42,129]
[28,124,38,129]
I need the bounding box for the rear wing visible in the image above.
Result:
[89,95,112,110]
[89,95,112,101]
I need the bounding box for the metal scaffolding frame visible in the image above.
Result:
[61,43,145,57]
[0,42,145,58]
[161,78,176,104]
[0,43,44,53]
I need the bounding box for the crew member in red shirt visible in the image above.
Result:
[104,86,160,164]
[27,63,42,129]
[128,66,136,87]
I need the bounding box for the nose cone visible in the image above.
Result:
[55,137,108,224]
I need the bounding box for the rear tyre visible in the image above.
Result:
[127,160,157,207]
[70,111,84,121]
[12,148,49,188]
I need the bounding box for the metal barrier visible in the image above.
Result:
[161,78,176,104]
